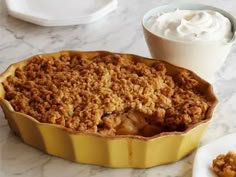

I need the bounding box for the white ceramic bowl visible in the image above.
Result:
[142,3,236,81]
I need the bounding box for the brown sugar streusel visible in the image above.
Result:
[3,53,209,137]
[212,151,236,177]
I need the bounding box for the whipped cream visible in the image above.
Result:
[145,9,233,42]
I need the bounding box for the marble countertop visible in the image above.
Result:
[0,0,236,176]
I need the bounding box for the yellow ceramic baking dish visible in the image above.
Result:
[0,50,218,168]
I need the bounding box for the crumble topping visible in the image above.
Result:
[212,151,236,177]
[3,53,209,137]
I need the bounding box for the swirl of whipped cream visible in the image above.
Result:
[146,9,233,42]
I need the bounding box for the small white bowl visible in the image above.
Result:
[142,3,236,81]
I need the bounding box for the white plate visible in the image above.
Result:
[5,0,118,26]
[192,132,236,177]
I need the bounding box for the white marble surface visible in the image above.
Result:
[0,0,236,176]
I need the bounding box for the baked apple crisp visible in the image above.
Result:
[212,151,236,177]
[3,53,210,137]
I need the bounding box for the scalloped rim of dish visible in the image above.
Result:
[0,50,218,140]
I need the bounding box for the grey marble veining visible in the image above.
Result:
[0,0,236,176]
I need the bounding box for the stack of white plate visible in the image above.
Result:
[5,0,118,26]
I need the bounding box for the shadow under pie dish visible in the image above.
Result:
[0,50,218,168]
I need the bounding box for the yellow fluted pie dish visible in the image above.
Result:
[0,50,218,168]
